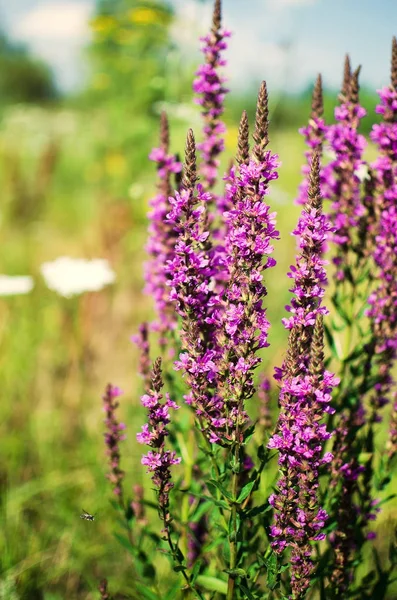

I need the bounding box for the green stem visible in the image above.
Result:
[226,444,240,600]
[181,418,194,558]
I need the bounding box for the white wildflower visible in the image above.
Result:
[0,275,34,296]
[40,257,116,298]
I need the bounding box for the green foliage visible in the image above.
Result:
[0,34,57,104]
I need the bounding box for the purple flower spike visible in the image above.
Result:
[269,154,338,599]
[103,383,126,502]
[144,112,182,346]
[323,61,367,279]
[166,129,224,441]
[214,83,279,443]
[138,358,180,524]
[296,74,327,206]
[367,37,397,422]
[193,0,231,190]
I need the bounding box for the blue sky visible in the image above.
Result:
[1,0,396,94]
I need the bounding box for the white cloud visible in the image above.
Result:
[266,0,317,8]
[13,1,92,41]
[171,0,293,91]
[11,2,92,91]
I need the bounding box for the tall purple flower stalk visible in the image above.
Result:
[165,129,223,442]
[193,0,230,190]
[268,153,337,599]
[144,112,182,345]
[296,74,327,205]
[137,358,180,525]
[367,37,397,422]
[214,82,279,443]
[323,60,367,280]
[103,384,127,501]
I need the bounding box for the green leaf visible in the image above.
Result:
[236,481,255,504]
[265,550,279,590]
[224,568,247,578]
[173,565,186,573]
[164,582,184,600]
[195,575,228,595]
[135,583,160,600]
[184,490,229,510]
[245,502,272,519]
[242,424,256,445]
[191,559,203,584]
[238,583,256,599]
[190,500,212,523]
[207,479,233,501]
[324,322,343,360]
[113,532,133,553]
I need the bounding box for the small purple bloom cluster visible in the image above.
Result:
[137,358,180,519]
[323,63,367,278]
[193,0,231,189]
[296,75,327,206]
[145,113,182,344]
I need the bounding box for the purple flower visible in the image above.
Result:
[268,153,338,598]
[138,358,180,524]
[165,129,226,441]
[367,39,397,422]
[144,112,182,346]
[322,62,367,280]
[296,75,328,206]
[193,0,230,190]
[212,83,279,443]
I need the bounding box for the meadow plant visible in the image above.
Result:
[100,3,397,598]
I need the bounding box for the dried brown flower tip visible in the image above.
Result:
[182,129,198,191]
[340,54,352,101]
[307,151,322,211]
[160,111,169,153]
[391,36,397,90]
[236,110,250,165]
[284,327,301,380]
[253,81,269,161]
[350,66,361,105]
[310,314,325,378]
[212,0,222,32]
[151,357,163,393]
[311,74,324,119]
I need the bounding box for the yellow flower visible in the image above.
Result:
[105,152,127,177]
[90,15,116,34]
[128,8,159,25]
